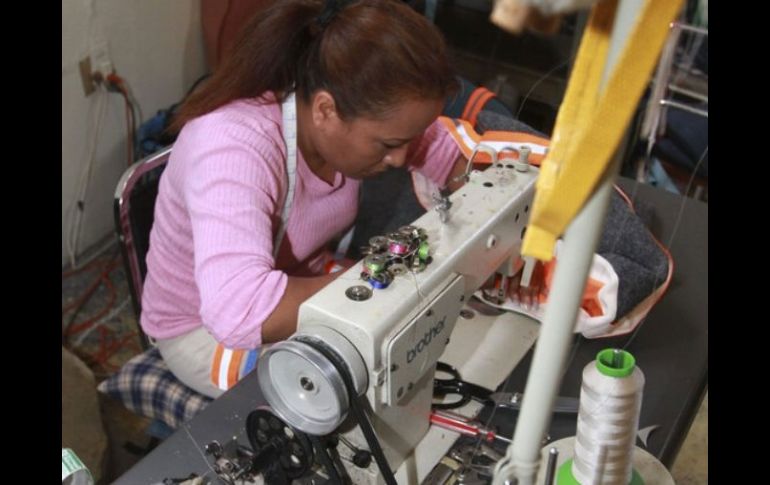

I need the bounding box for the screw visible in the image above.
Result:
[300,377,315,391]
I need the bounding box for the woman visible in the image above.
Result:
[141,0,468,398]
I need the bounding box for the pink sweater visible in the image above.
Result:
[141,95,460,349]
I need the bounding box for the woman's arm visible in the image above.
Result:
[260,273,340,342]
[183,117,340,349]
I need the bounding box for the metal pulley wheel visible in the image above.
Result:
[258,326,368,435]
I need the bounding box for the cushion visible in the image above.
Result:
[97,347,212,430]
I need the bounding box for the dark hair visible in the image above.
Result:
[172,0,457,132]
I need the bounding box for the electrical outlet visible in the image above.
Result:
[90,41,113,77]
[79,57,96,96]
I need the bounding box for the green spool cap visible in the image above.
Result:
[557,459,644,485]
[596,348,636,378]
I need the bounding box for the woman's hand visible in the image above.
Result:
[445,154,469,193]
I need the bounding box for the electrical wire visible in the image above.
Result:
[515,57,572,122]
[65,83,108,268]
[73,297,131,346]
[62,255,121,337]
[62,251,143,375]
[65,72,138,269]
[106,73,136,166]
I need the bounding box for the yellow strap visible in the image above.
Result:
[522,0,684,261]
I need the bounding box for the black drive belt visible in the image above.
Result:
[294,336,398,485]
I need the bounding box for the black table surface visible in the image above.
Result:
[115,178,707,484]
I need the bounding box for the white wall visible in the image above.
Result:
[62,0,207,266]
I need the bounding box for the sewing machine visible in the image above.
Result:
[257,159,539,484]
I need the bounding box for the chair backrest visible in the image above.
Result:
[107,146,213,437]
[113,147,172,349]
[640,22,708,155]
[633,21,707,198]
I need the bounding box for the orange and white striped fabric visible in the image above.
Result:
[460,86,498,128]
[413,117,550,210]
[437,116,550,166]
[210,345,261,391]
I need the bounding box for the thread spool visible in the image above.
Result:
[388,236,411,256]
[363,254,387,276]
[418,241,431,261]
[558,349,645,485]
[368,271,392,289]
[368,236,389,253]
[397,225,420,239]
[515,146,531,172]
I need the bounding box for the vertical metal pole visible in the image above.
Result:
[493,1,646,483]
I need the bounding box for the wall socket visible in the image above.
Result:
[90,41,113,76]
[79,56,97,96]
[78,41,113,97]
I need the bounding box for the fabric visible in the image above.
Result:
[476,110,547,137]
[473,186,672,338]
[97,348,212,429]
[154,326,261,398]
[411,116,551,209]
[478,184,676,337]
[653,106,708,178]
[141,92,459,350]
[437,116,550,166]
[519,0,684,262]
[416,116,672,338]
[442,77,514,126]
[476,241,622,338]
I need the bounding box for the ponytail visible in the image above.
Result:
[172,0,456,132]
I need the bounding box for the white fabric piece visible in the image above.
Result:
[475,241,621,338]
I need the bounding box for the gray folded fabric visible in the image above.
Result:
[476,111,547,137]
[599,192,669,317]
[475,110,670,316]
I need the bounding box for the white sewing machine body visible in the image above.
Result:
[259,163,538,483]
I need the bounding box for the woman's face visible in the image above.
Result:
[309,93,444,179]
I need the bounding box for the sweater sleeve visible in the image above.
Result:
[406,118,461,186]
[179,115,289,349]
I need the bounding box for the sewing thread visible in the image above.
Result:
[564,349,645,485]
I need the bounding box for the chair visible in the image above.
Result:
[113,147,170,349]
[98,147,212,441]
